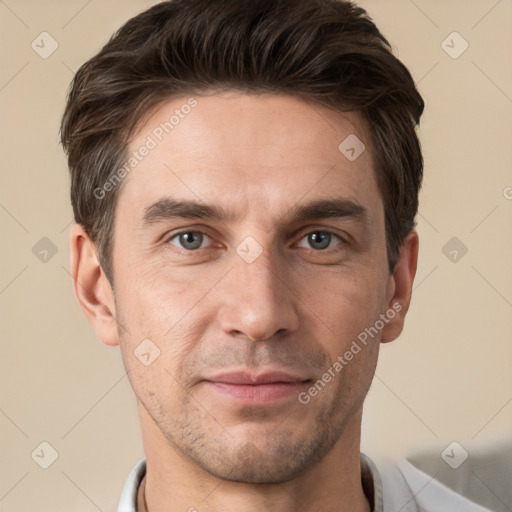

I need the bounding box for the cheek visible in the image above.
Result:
[114,276,203,407]
[309,265,388,348]
[115,261,215,366]
[117,255,193,325]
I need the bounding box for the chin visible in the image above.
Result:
[189,431,332,484]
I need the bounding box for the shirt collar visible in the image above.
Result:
[118,453,382,512]
[361,452,384,512]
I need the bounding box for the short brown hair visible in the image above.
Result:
[60,0,424,286]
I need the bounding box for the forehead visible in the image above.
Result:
[117,92,381,225]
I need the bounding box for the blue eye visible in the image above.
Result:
[166,230,343,252]
[297,231,341,250]
[168,231,212,250]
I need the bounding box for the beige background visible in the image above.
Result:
[1,1,511,510]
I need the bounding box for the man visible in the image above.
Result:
[60,0,492,510]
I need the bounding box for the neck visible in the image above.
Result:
[137,403,371,512]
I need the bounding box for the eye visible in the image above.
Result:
[167,231,212,250]
[166,229,344,252]
[296,231,342,251]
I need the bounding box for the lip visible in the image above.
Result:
[204,371,309,385]
[202,371,311,405]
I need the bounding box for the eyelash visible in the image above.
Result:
[165,229,345,252]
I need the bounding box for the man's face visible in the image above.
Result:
[111,92,395,483]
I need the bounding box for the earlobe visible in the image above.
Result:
[69,223,120,347]
[380,230,419,344]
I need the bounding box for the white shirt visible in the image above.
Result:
[117,453,493,511]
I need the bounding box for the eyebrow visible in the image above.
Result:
[141,197,369,227]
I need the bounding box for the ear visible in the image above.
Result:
[69,223,119,346]
[380,230,419,344]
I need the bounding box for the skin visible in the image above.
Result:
[70,92,418,512]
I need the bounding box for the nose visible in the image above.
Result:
[217,245,300,342]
